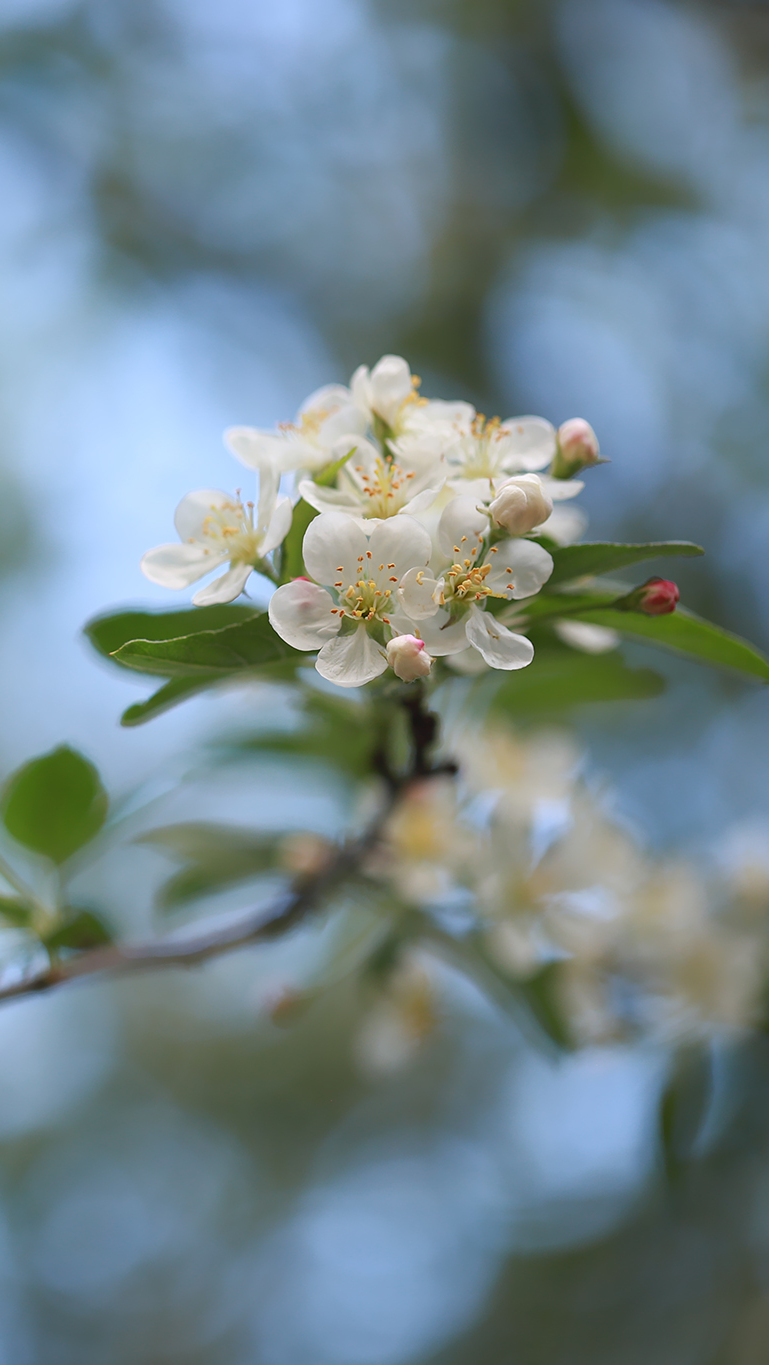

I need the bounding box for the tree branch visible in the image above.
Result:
[0,688,452,1008]
[0,799,392,1006]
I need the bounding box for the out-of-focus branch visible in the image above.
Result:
[0,686,450,1007]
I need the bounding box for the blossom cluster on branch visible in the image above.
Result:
[141,355,600,686]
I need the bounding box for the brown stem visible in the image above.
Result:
[0,688,450,1007]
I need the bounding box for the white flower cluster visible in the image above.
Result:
[372,727,769,1048]
[142,356,600,688]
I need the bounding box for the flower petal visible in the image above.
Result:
[315,625,388,687]
[465,605,534,670]
[302,512,368,587]
[174,490,239,542]
[397,567,442,620]
[268,580,340,650]
[261,496,293,555]
[368,355,413,426]
[437,495,489,559]
[402,608,469,656]
[141,542,224,589]
[368,515,432,582]
[540,475,585,501]
[537,505,588,546]
[501,416,557,472]
[486,539,554,600]
[192,562,252,606]
[554,620,619,654]
[297,480,362,515]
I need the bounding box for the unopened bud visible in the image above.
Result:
[617,577,679,615]
[553,418,601,479]
[488,473,553,535]
[386,634,433,682]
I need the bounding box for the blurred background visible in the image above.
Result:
[3,0,769,1360]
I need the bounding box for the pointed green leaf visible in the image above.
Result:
[111,613,304,679]
[547,540,704,587]
[0,897,33,928]
[568,606,769,682]
[120,676,219,728]
[85,604,259,669]
[138,821,280,908]
[1,747,108,864]
[45,909,112,951]
[232,692,377,778]
[491,644,665,716]
[279,498,318,582]
[279,448,358,582]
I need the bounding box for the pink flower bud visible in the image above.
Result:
[619,577,680,615]
[488,473,553,535]
[553,418,600,479]
[386,634,433,682]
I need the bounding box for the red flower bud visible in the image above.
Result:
[618,577,679,615]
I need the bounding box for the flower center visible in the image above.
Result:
[199,497,263,565]
[331,553,398,625]
[456,414,506,480]
[354,457,416,518]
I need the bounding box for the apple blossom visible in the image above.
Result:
[394,496,553,670]
[618,577,680,615]
[552,418,601,479]
[488,473,553,536]
[141,470,292,605]
[386,634,433,682]
[298,436,442,524]
[267,512,433,687]
[225,383,368,478]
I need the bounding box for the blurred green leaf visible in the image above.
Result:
[569,606,769,682]
[138,821,281,908]
[1,747,108,864]
[517,961,573,1050]
[279,448,357,582]
[491,644,665,716]
[85,604,259,669]
[111,613,303,679]
[232,692,377,779]
[45,909,112,951]
[548,540,704,587]
[279,498,317,582]
[660,1046,713,1178]
[0,896,33,928]
[120,676,217,728]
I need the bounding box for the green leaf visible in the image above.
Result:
[546,537,704,586]
[279,498,318,582]
[111,613,304,679]
[516,961,572,1049]
[278,448,357,582]
[120,676,218,728]
[547,540,704,587]
[567,606,769,682]
[138,821,280,908]
[491,644,665,717]
[0,896,33,928]
[234,692,377,778]
[85,604,259,670]
[659,1045,712,1178]
[1,747,108,864]
[44,909,112,951]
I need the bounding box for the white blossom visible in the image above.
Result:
[386,634,433,681]
[395,496,553,670]
[225,384,368,478]
[298,435,442,524]
[488,473,553,535]
[141,469,291,605]
[267,512,432,686]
